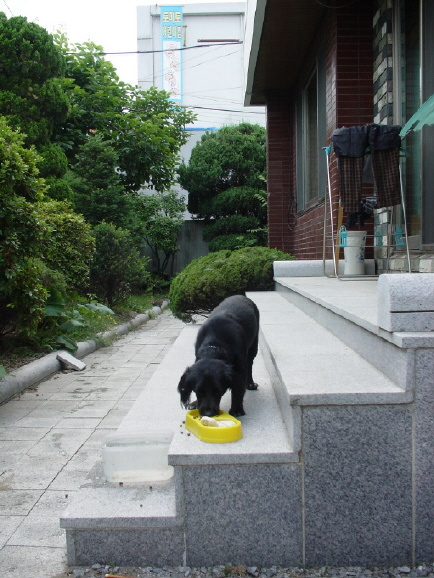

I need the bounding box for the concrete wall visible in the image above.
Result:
[174,220,209,274]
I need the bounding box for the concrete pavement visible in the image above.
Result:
[0,310,186,578]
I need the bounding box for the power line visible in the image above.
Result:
[67,41,243,56]
[184,105,264,114]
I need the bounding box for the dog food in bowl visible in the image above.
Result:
[185,409,243,443]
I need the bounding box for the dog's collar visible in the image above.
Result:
[199,345,228,358]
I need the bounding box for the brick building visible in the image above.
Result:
[244,0,434,273]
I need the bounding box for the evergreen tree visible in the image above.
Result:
[178,123,267,250]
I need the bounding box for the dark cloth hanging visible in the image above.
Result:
[371,148,401,208]
[332,124,402,212]
[332,125,369,158]
[368,123,401,151]
[337,156,364,212]
[369,124,401,208]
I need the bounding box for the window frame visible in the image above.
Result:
[296,51,327,213]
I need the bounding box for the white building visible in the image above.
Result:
[137,2,265,128]
[137,2,265,272]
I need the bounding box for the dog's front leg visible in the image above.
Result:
[229,384,246,417]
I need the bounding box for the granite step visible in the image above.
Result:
[247,291,411,449]
[249,291,411,404]
[61,316,295,566]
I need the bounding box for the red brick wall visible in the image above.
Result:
[266,92,293,253]
[266,3,374,260]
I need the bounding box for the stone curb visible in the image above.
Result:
[0,300,170,405]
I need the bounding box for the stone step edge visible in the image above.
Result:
[60,481,182,530]
[247,291,412,409]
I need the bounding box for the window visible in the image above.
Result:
[304,72,319,204]
[296,51,327,211]
[395,0,421,240]
[394,0,434,246]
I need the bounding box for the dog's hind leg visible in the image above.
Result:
[246,335,259,390]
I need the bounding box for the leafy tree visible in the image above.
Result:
[178,123,266,214]
[115,86,195,192]
[0,13,71,201]
[66,133,129,227]
[56,37,196,192]
[130,191,186,277]
[89,223,150,306]
[178,123,267,250]
[53,36,126,158]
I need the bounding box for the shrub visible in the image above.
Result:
[44,176,74,202]
[207,233,259,252]
[3,257,49,337]
[89,222,151,306]
[169,246,293,321]
[40,291,115,352]
[203,214,265,252]
[36,200,95,293]
[0,116,47,337]
[203,215,260,241]
[211,186,267,220]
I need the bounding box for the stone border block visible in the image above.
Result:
[378,274,434,331]
[274,259,375,277]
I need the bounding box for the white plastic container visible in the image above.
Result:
[102,432,174,483]
[343,230,367,275]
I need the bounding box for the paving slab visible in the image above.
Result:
[0,308,185,576]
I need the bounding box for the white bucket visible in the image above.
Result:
[343,231,367,275]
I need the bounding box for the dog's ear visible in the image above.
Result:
[178,367,194,408]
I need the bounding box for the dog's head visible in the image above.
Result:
[177,359,232,417]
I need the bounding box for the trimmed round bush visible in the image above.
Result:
[207,233,259,252]
[169,246,293,321]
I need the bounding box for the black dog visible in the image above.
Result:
[177,295,259,417]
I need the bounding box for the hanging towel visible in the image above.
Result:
[332,124,402,212]
[337,156,364,212]
[369,124,402,208]
[371,148,401,208]
[332,126,367,212]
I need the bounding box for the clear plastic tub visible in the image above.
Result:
[102,431,174,483]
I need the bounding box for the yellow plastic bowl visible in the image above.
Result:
[185,409,243,443]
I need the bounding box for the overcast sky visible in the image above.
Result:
[0,0,239,86]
